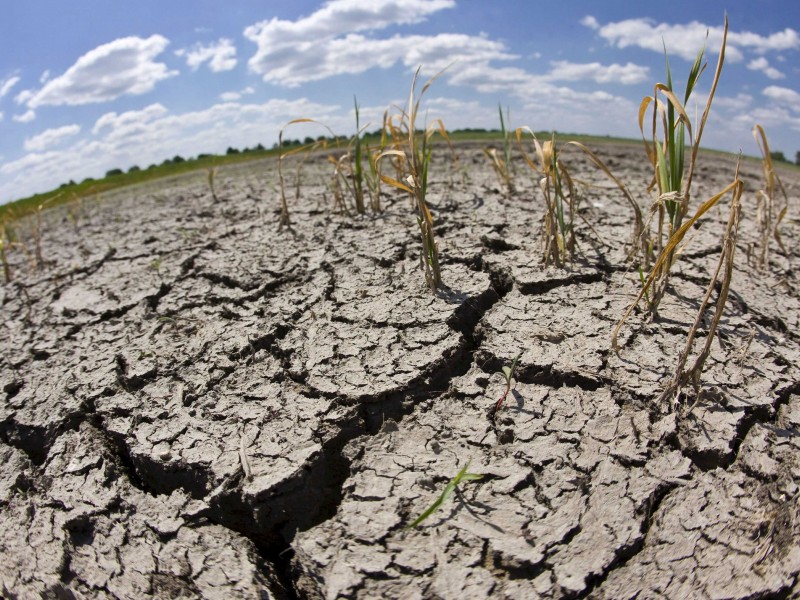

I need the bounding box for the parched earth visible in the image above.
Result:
[1,142,799,599]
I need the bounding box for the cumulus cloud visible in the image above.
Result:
[92,103,169,136]
[239,0,646,110]
[12,110,35,123]
[734,106,800,133]
[0,75,20,98]
[14,89,33,105]
[0,98,341,200]
[220,86,255,102]
[20,35,177,108]
[267,32,516,87]
[24,124,81,152]
[244,0,471,85]
[446,56,647,101]
[747,57,785,79]
[176,38,237,72]
[763,85,800,109]
[548,60,649,84]
[712,93,753,112]
[583,17,800,62]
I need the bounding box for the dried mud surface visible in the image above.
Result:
[2,143,799,599]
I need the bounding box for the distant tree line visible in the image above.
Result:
[55,133,800,191]
[770,150,800,166]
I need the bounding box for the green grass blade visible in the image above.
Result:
[685,40,707,104]
[509,352,522,377]
[498,102,506,138]
[406,461,483,528]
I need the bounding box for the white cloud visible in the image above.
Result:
[21,35,177,108]
[446,57,648,100]
[0,98,342,200]
[747,57,784,79]
[14,89,33,105]
[92,103,169,136]
[0,75,20,98]
[549,60,649,84]
[12,110,35,123]
[219,86,255,102]
[441,58,638,136]
[713,93,753,112]
[176,38,237,72]
[24,124,81,152]
[0,112,3,122]
[763,85,800,110]
[249,28,516,87]
[580,15,599,30]
[585,18,800,62]
[239,0,646,111]
[245,0,462,85]
[725,87,800,137]
[39,70,50,84]
[734,106,800,134]
[730,28,800,54]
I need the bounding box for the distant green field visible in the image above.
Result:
[0,128,788,222]
[0,147,282,221]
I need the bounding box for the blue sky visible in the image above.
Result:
[1,0,799,202]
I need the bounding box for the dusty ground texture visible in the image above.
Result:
[1,142,799,599]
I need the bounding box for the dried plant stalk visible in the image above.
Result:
[752,124,789,268]
[516,129,578,267]
[277,119,333,228]
[376,67,449,291]
[657,165,744,411]
[0,223,11,283]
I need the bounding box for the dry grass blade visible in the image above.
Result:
[567,141,646,263]
[375,66,449,292]
[484,104,514,194]
[365,109,389,213]
[0,222,11,283]
[277,118,334,228]
[611,177,741,353]
[207,165,219,203]
[657,166,744,411]
[752,124,790,267]
[516,128,579,267]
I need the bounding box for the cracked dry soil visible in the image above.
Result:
[1,142,799,599]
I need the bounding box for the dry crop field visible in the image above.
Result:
[2,31,800,599]
[1,131,799,598]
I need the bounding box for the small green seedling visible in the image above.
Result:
[406,460,483,528]
[494,352,522,413]
[147,257,163,275]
